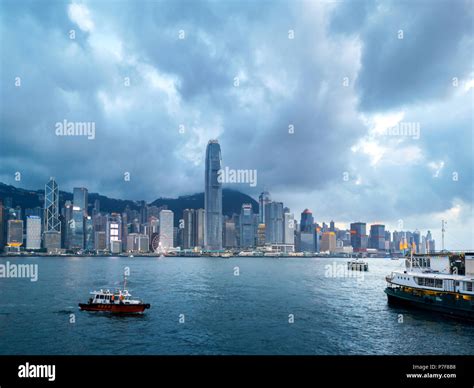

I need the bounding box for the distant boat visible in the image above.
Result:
[347,259,369,271]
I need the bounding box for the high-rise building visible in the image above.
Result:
[26,216,41,250]
[204,140,223,250]
[283,212,295,245]
[369,224,385,251]
[265,202,284,244]
[329,220,335,232]
[94,231,107,251]
[73,187,89,216]
[223,219,237,248]
[321,231,336,253]
[257,223,266,246]
[84,216,94,251]
[258,191,271,224]
[158,209,174,250]
[44,178,60,233]
[350,222,368,252]
[239,204,254,248]
[0,201,5,251]
[106,213,122,251]
[7,219,23,247]
[182,209,195,249]
[70,207,85,250]
[194,208,205,247]
[300,209,314,233]
[413,230,421,253]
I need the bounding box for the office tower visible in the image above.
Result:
[0,201,5,251]
[298,231,315,252]
[413,230,421,253]
[183,209,195,249]
[137,200,147,225]
[223,219,237,248]
[106,213,122,251]
[369,224,385,251]
[321,232,336,253]
[70,206,85,250]
[193,208,205,247]
[330,220,335,232]
[264,202,284,244]
[7,219,23,247]
[204,140,223,250]
[158,209,174,249]
[93,199,100,216]
[300,209,314,233]
[94,231,107,251]
[126,233,150,253]
[110,240,122,254]
[426,230,435,253]
[257,223,266,246]
[258,191,271,224]
[239,204,254,248]
[283,211,295,245]
[44,178,61,234]
[26,216,41,250]
[73,187,88,216]
[350,222,368,252]
[84,216,94,251]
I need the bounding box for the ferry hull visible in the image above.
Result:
[78,303,150,314]
[385,287,474,321]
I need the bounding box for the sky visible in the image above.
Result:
[0,0,473,248]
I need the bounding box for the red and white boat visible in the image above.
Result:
[79,278,150,314]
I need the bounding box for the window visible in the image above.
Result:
[466,282,473,292]
[415,277,442,288]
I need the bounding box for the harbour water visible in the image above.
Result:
[0,256,473,355]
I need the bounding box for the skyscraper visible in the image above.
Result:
[70,206,85,250]
[258,191,271,224]
[194,208,205,247]
[7,219,23,247]
[182,209,195,249]
[26,216,41,250]
[264,202,284,244]
[204,140,222,250]
[321,231,336,253]
[369,224,385,251]
[300,209,314,233]
[158,209,174,250]
[0,201,5,251]
[283,211,295,245]
[73,187,88,216]
[44,178,60,233]
[239,203,254,248]
[350,222,368,252]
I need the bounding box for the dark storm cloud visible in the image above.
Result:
[0,0,472,246]
[339,0,473,111]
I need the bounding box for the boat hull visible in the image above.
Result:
[385,287,474,321]
[78,303,150,313]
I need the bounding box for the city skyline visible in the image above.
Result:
[0,1,472,248]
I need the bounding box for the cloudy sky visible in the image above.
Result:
[0,0,472,248]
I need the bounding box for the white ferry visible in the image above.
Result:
[385,252,474,320]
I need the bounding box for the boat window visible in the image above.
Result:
[415,277,443,288]
[466,282,473,292]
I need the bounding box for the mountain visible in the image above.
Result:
[0,183,258,221]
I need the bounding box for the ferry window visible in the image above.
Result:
[435,279,443,288]
[467,282,473,292]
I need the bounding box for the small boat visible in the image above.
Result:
[79,277,150,314]
[347,259,369,271]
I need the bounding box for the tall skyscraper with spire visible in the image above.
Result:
[204,140,222,250]
[44,177,60,232]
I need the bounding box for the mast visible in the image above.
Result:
[441,220,446,251]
